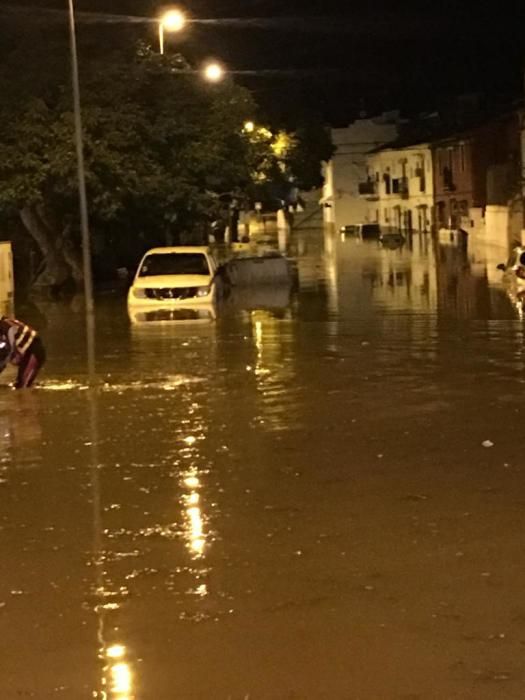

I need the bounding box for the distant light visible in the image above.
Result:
[203,62,225,83]
[160,9,186,32]
[183,435,196,446]
[244,121,255,133]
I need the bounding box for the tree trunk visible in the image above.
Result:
[62,223,84,283]
[19,206,73,288]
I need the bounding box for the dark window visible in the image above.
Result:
[139,253,210,277]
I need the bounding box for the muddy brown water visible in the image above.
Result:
[1,232,525,699]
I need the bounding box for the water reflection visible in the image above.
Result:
[128,303,216,325]
[0,391,43,463]
[435,237,515,319]
[323,228,339,315]
[360,234,437,313]
[181,459,207,559]
[320,228,516,321]
[6,226,525,699]
[249,310,299,433]
[99,642,134,700]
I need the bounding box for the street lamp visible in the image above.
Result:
[67,0,96,384]
[243,121,255,133]
[159,9,186,55]
[203,61,225,83]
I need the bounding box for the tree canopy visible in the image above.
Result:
[0,26,332,290]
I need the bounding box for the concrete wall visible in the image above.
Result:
[484,205,510,247]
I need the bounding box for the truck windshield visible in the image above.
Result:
[139,253,210,277]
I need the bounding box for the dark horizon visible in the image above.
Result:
[1,1,525,125]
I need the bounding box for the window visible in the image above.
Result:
[139,253,210,277]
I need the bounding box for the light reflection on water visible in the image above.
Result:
[4,229,525,699]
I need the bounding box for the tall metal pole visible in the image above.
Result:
[67,11,102,694]
[67,0,95,380]
[159,22,165,55]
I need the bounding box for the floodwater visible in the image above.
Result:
[2,230,525,699]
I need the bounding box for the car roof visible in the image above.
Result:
[143,246,211,255]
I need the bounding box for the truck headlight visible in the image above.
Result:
[133,288,147,298]
[196,286,211,298]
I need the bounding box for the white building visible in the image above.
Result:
[363,141,434,233]
[322,113,400,230]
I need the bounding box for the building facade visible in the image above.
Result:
[432,111,522,238]
[322,113,399,230]
[361,142,434,233]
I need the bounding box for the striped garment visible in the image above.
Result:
[0,317,37,364]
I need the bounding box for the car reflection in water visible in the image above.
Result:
[379,231,406,250]
[226,284,292,314]
[128,304,216,325]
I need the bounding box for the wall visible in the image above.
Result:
[322,114,399,230]
[433,111,521,231]
[365,144,434,232]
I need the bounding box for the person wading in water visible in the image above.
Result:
[0,317,46,389]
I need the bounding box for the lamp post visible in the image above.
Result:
[159,9,186,55]
[67,0,95,383]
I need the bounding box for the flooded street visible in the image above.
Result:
[3,230,525,699]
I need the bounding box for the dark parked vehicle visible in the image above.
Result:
[340,223,381,240]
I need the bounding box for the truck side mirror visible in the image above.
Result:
[497,264,506,271]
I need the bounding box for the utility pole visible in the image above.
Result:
[67,0,96,377]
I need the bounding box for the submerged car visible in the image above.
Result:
[127,246,220,312]
[340,223,381,240]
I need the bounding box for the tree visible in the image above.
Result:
[0,33,259,289]
[0,24,333,293]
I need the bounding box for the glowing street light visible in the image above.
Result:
[243,121,255,133]
[159,9,187,55]
[203,61,225,83]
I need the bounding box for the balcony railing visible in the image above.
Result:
[358,180,378,198]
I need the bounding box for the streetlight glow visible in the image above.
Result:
[161,9,186,32]
[159,8,187,54]
[244,121,255,133]
[203,62,225,83]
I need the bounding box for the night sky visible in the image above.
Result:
[1,0,525,125]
